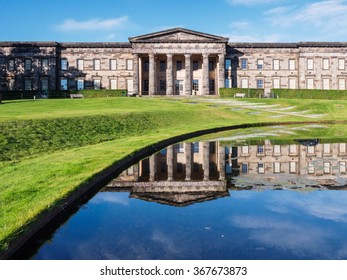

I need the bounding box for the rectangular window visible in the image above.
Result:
[323,78,330,90]
[110,79,117,90]
[225,59,231,70]
[307,78,314,89]
[143,79,149,92]
[7,58,15,71]
[94,59,100,71]
[241,146,249,154]
[209,79,215,93]
[110,59,117,70]
[225,79,231,88]
[24,58,32,71]
[41,78,49,91]
[274,145,281,154]
[93,79,101,90]
[193,142,199,153]
[241,58,248,70]
[308,145,315,154]
[126,59,133,70]
[176,61,182,71]
[289,144,297,154]
[273,59,280,70]
[323,143,331,154]
[257,59,264,70]
[61,59,68,70]
[256,79,264,89]
[193,60,199,71]
[307,58,314,70]
[41,58,49,70]
[308,162,315,174]
[274,162,281,173]
[241,78,248,88]
[192,79,199,92]
[323,58,330,70]
[241,163,248,173]
[60,78,68,90]
[77,59,84,70]
[289,78,296,89]
[339,59,345,70]
[273,78,280,89]
[324,162,331,174]
[258,163,265,174]
[143,60,149,71]
[159,80,166,92]
[290,162,297,173]
[160,61,166,72]
[340,162,346,173]
[77,79,84,90]
[257,145,264,154]
[289,59,296,70]
[340,143,346,154]
[339,78,346,90]
[209,61,215,71]
[24,78,32,90]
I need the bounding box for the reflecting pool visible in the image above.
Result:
[28,124,347,259]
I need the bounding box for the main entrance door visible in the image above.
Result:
[175,80,184,95]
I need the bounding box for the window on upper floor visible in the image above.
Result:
[41,58,49,70]
[322,58,330,70]
[24,58,32,71]
[241,58,248,70]
[160,61,166,71]
[61,59,68,70]
[94,59,100,71]
[209,61,215,71]
[257,59,264,70]
[307,58,314,70]
[126,59,133,70]
[77,59,84,70]
[110,59,117,70]
[193,60,199,71]
[273,59,280,70]
[176,61,182,71]
[289,59,296,70]
[7,58,15,71]
[339,59,345,70]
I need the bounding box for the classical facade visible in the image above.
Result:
[1,28,347,96]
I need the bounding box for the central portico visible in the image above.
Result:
[129,28,229,96]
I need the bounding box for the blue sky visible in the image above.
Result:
[1,0,347,43]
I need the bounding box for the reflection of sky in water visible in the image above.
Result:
[33,190,347,260]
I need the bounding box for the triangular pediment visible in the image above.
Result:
[129,28,229,43]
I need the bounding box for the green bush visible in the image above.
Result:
[272,89,347,100]
[219,88,264,98]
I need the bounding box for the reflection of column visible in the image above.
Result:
[149,53,155,96]
[218,54,225,95]
[202,53,209,95]
[185,143,192,181]
[203,142,210,180]
[218,143,226,180]
[133,163,139,181]
[166,53,173,95]
[149,154,156,181]
[184,53,192,95]
[167,145,174,181]
[133,53,139,95]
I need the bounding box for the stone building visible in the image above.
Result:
[1,28,347,95]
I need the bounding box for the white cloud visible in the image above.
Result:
[227,0,277,5]
[55,16,129,32]
[229,20,251,29]
[227,32,282,42]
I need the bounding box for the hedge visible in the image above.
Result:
[0,89,127,100]
[272,89,347,100]
[219,88,264,98]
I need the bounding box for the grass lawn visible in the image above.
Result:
[0,96,346,254]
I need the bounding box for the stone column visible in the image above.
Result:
[133,163,139,181]
[218,142,226,180]
[185,143,192,181]
[166,53,173,95]
[218,54,225,95]
[203,142,210,180]
[149,53,155,96]
[167,145,174,181]
[149,154,156,181]
[133,53,139,96]
[202,53,209,95]
[184,53,192,95]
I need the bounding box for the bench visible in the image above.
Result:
[70,93,84,99]
[234,92,246,98]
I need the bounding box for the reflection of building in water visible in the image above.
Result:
[107,140,347,206]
